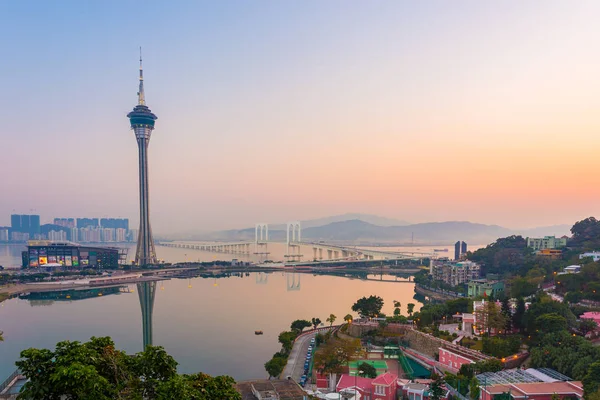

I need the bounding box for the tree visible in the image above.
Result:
[393,300,401,309]
[584,362,600,398]
[394,308,401,316]
[290,319,312,333]
[16,336,240,400]
[311,317,322,330]
[407,303,416,316]
[474,359,503,373]
[429,373,446,400]
[513,297,526,333]
[278,331,298,354]
[344,314,353,324]
[351,295,384,318]
[326,314,337,326]
[469,377,480,400]
[264,357,286,379]
[535,314,568,334]
[314,338,362,375]
[580,319,598,336]
[501,297,512,333]
[357,362,377,378]
[474,301,507,335]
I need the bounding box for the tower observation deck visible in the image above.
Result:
[127,49,158,266]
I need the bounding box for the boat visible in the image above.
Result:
[255,330,263,335]
[433,249,448,252]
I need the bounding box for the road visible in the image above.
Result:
[282,331,317,382]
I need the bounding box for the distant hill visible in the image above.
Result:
[266,213,409,230]
[179,218,571,245]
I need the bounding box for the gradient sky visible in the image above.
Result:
[1,1,599,233]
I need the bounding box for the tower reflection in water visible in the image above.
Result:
[137,281,156,349]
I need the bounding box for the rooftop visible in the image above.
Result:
[476,368,573,386]
[482,381,583,398]
[236,379,307,400]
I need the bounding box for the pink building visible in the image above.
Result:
[336,372,398,400]
[438,348,475,372]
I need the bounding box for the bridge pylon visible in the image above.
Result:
[254,223,270,259]
[285,221,302,261]
[286,273,301,291]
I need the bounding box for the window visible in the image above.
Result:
[375,385,385,395]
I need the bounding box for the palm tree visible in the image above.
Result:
[393,300,401,308]
[344,314,353,324]
[326,314,337,326]
[407,303,415,316]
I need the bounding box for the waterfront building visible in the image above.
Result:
[527,236,567,251]
[127,51,158,266]
[10,214,40,237]
[467,279,505,298]
[0,227,8,242]
[432,260,480,286]
[102,228,115,242]
[54,218,75,228]
[116,228,127,242]
[100,218,129,230]
[77,218,99,228]
[48,230,67,241]
[23,240,120,269]
[579,251,600,262]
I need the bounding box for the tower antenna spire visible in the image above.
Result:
[138,46,145,106]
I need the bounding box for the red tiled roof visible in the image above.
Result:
[373,372,397,386]
[337,374,374,391]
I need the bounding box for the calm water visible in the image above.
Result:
[0,269,423,381]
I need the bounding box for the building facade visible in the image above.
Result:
[467,279,505,298]
[23,241,120,269]
[527,236,568,251]
[432,261,481,286]
[579,251,600,262]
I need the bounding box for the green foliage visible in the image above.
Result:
[513,297,526,333]
[156,373,240,400]
[407,303,416,316]
[314,338,362,375]
[494,392,512,400]
[510,277,538,298]
[429,373,446,400]
[290,319,312,333]
[15,336,239,400]
[530,331,600,379]
[444,373,470,396]
[326,314,337,326]
[524,295,577,335]
[351,295,384,318]
[264,357,287,379]
[469,378,481,400]
[570,217,600,250]
[357,362,377,378]
[535,313,568,334]
[579,319,598,336]
[583,362,600,398]
[277,331,298,355]
[474,359,503,373]
[467,235,529,275]
[311,317,322,329]
[458,364,475,379]
[481,336,521,358]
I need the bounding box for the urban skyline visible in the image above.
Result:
[1,2,599,233]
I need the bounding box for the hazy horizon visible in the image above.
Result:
[1,1,599,234]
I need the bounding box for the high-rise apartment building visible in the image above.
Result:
[54,218,76,228]
[0,227,9,242]
[48,230,67,241]
[10,214,41,237]
[77,218,99,228]
[455,240,468,260]
[100,218,129,230]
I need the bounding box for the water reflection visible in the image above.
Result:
[137,281,156,350]
[286,273,300,291]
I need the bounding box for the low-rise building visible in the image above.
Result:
[401,382,450,400]
[579,251,600,262]
[467,279,505,298]
[558,265,581,275]
[535,249,563,259]
[527,236,568,251]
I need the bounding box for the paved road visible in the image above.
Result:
[282,331,317,382]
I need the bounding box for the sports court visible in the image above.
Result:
[347,360,390,376]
